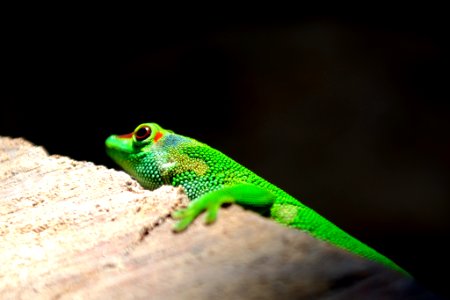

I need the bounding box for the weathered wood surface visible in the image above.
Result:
[0,137,439,299]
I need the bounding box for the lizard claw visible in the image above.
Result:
[171,189,231,232]
[171,203,220,232]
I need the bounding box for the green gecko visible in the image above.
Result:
[105,122,410,276]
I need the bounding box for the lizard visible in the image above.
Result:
[105,122,410,276]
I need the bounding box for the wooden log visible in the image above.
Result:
[0,137,439,299]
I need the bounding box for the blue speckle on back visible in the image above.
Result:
[162,134,192,148]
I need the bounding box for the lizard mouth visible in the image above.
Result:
[105,135,134,153]
[105,134,138,167]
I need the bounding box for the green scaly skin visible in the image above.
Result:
[105,122,410,276]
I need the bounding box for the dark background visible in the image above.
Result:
[3,13,449,298]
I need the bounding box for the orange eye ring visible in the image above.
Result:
[135,126,151,141]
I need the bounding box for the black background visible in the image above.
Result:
[2,11,449,298]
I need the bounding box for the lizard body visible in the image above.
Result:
[106,122,409,276]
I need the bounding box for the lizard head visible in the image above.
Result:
[105,122,171,189]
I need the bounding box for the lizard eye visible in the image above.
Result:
[135,126,151,141]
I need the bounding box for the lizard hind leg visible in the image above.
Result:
[172,183,276,232]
